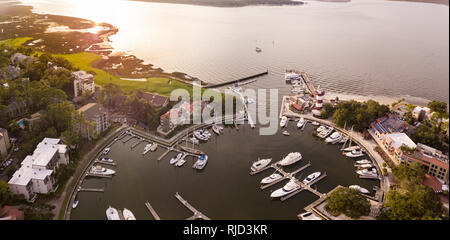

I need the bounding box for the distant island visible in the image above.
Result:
[390,0,449,6]
[130,0,305,7]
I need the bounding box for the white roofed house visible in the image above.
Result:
[8,138,69,202]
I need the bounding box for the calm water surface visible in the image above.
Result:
[70,124,378,220]
[20,0,450,104]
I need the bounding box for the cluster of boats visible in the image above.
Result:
[193,129,212,141]
[170,152,186,167]
[106,206,136,220]
[270,172,322,198]
[250,152,302,172]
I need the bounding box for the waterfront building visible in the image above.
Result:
[370,114,415,138]
[412,106,432,122]
[8,138,69,202]
[78,103,110,139]
[0,128,11,158]
[402,143,449,181]
[159,101,192,133]
[72,70,95,98]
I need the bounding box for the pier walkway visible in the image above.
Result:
[145,201,161,220]
[281,173,327,201]
[205,70,268,88]
[78,188,104,193]
[260,162,311,190]
[301,72,316,96]
[175,192,211,220]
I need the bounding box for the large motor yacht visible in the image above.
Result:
[279,152,302,166]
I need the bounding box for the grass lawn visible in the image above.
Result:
[2,37,195,97]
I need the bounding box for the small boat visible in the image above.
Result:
[193,154,208,170]
[311,121,320,126]
[170,153,183,165]
[100,157,114,163]
[356,164,374,169]
[90,165,115,175]
[285,70,302,82]
[194,129,211,141]
[186,136,199,145]
[261,173,283,184]
[339,136,349,144]
[142,144,152,155]
[280,116,288,128]
[279,152,302,166]
[349,185,370,194]
[175,157,186,167]
[150,143,158,151]
[318,127,334,138]
[251,158,272,172]
[270,179,301,198]
[342,146,361,152]
[357,168,378,177]
[255,47,262,53]
[356,159,372,165]
[106,206,120,220]
[123,208,136,220]
[212,124,223,135]
[282,130,290,136]
[103,148,110,155]
[298,211,322,220]
[297,117,306,128]
[303,172,321,185]
[72,200,79,209]
[316,125,326,133]
[325,131,342,144]
[345,150,365,158]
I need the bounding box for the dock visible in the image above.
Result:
[158,148,172,161]
[145,201,161,220]
[94,160,117,166]
[260,162,311,190]
[85,173,113,179]
[175,192,211,220]
[123,135,135,143]
[118,209,125,220]
[131,138,145,149]
[205,70,268,88]
[78,188,104,192]
[179,145,205,156]
[281,173,327,201]
[301,72,316,96]
[359,175,381,180]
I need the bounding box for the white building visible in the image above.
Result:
[72,70,95,98]
[8,138,69,202]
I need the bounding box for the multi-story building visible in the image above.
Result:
[8,138,69,202]
[159,101,191,133]
[78,103,110,139]
[0,128,11,158]
[72,70,95,98]
[402,143,449,181]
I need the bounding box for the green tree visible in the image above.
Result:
[0,180,11,204]
[326,187,371,219]
[43,102,75,134]
[392,162,425,190]
[428,100,448,115]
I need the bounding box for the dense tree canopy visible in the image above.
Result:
[326,187,371,219]
[330,100,390,131]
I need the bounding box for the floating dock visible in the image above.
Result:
[85,173,113,178]
[78,188,104,192]
[175,192,211,220]
[145,201,161,220]
[260,162,311,190]
[94,160,117,166]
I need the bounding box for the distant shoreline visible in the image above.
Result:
[129,0,304,7]
[389,0,449,6]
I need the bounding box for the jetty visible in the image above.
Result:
[145,201,161,220]
[78,188,104,193]
[94,160,117,166]
[175,192,211,220]
[179,145,205,156]
[158,148,172,161]
[205,70,268,88]
[131,138,145,149]
[301,72,316,96]
[281,173,327,201]
[260,162,311,190]
[85,173,113,178]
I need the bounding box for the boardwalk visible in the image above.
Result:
[175,192,211,220]
[145,201,161,220]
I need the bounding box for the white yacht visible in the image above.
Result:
[349,185,370,194]
[343,146,361,152]
[186,136,199,145]
[312,121,320,126]
[261,173,283,184]
[106,206,120,220]
[270,179,301,198]
[123,208,136,220]
[357,168,378,177]
[251,158,272,172]
[297,117,306,128]
[72,200,79,209]
[345,150,365,158]
[170,153,183,165]
[316,125,326,133]
[100,157,113,163]
[298,211,322,220]
[356,159,372,165]
[339,136,349,144]
[279,152,302,166]
[90,165,115,175]
[175,157,186,167]
[285,70,302,82]
[282,130,290,136]
[212,124,223,135]
[103,148,110,155]
[356,164,374,169]
[318,127,334,138]
[193,155,208,170]
[325,131,342,144]
[142,144,152,155]
[303,172,321,185]
[150,143,158,152]
[280,116,288,128]
[194,130,209,141]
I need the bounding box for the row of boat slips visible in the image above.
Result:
[341,145,380,179]
[106,206,136,220]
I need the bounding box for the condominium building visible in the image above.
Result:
[72,70,95,98]
[0,128,11,158]
[78,103,110,138]
[8,138,69,202]
[402,143,449,181]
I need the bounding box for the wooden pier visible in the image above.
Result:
[301,72,316,96]
[281,173,328,201]
[123,135,135,143]
[175,192,211,220]
[260,162,311,190]
[205,70,268,88]
[145,201,161,220]
[78,188,104,192]
[158,148,172,161]
[179,145,205,156]
[94,160,117,166]
[85,173,113,178]
[359,175,381,180]
[131,138,145,149]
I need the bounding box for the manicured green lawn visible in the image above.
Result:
[1,37,33,48]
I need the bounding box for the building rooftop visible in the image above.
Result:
[78,103,105,121]
[385,132,417,149]
[9,157,53,186]
[72,70,94,83]
[372,114,415,135]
